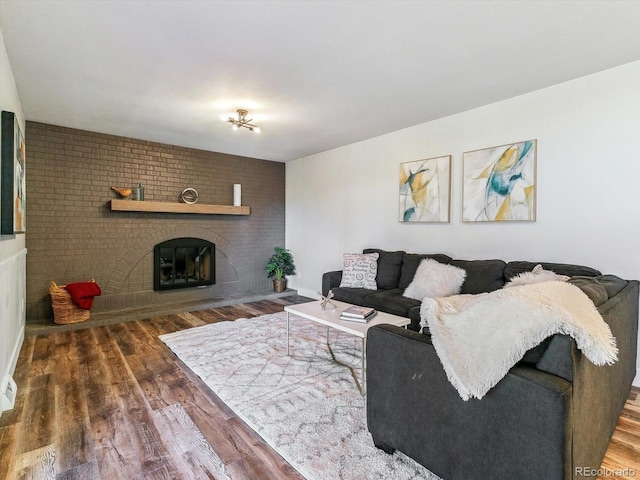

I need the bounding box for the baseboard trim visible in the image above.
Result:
[633,369,639,388]
[296,288,321,300]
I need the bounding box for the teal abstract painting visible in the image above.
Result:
[463,140,536,222]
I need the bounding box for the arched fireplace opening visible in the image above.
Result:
[154,238,215,291]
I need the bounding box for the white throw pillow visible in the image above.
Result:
[403,258,466,300]
[339,253,379,290]
[504,264,570,288]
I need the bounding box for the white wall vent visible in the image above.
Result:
[1,376,18,412]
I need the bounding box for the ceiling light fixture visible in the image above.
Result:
[223,109,260,133]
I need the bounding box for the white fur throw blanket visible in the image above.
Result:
[420,281,617,400]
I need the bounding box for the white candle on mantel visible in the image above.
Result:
[233,184,242,206]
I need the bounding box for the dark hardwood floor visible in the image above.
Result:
[1,296,638,479]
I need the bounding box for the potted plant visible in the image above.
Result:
[266,247,296,292]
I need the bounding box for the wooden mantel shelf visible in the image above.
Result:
[110,199,250,215]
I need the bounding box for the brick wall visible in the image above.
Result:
[25,122,285,322]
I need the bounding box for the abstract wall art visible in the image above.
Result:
[399,155,451,223]
[463,140,536,222]
[1,111,26,234]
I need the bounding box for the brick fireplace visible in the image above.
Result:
[25,122,285,323]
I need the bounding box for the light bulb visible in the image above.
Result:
[254,127,261,133]
[232,124,238,131]
[220,114,228,122]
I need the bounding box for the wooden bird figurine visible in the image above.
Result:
[111,186,132,198]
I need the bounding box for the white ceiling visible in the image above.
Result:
[2,1,640,162]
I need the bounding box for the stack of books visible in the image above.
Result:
[339,305,377,323]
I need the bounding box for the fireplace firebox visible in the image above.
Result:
[154,238,215,291]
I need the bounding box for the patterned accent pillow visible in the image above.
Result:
[339,253,379,290]
[403,258,466,300]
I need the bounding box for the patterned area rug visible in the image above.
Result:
[159,311,440,480]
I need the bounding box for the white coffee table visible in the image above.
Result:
[284,300,410,394]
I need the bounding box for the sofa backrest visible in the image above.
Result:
[504,261,601,279]
[363,249,405,290]
[450,259,507,294]
[360,249,604,296]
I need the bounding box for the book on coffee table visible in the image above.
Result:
[340,310,377,323]
[340,305,377,323]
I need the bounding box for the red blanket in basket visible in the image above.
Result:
[64,282,102,310]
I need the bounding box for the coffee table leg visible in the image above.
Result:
[286,311,290,356]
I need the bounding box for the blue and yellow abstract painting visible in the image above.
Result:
[399,156,451,223]
[463,140,536,222]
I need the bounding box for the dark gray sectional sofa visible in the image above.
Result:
[322,248,639,480]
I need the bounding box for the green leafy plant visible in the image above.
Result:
[266,247,296,280]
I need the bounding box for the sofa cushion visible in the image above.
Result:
[597,274,628,299]
[450,259,506,294]
[339,252,379,289]
[363,249,406,290]
[568,276,609,306]
[534,334,574,381]
[331,287,379,305]
[398,253,453,290]
[403,258,466,300]
[362,289,421,318]
[504,261,601,279]
[520,336,554,363]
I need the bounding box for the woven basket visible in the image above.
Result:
[49,279,94,325]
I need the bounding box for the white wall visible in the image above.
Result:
[0,27,27,416]
[286,60,640,385]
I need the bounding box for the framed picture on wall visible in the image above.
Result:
[399,155,451,223]
[462,139,536,222]
[1,110,26,234]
